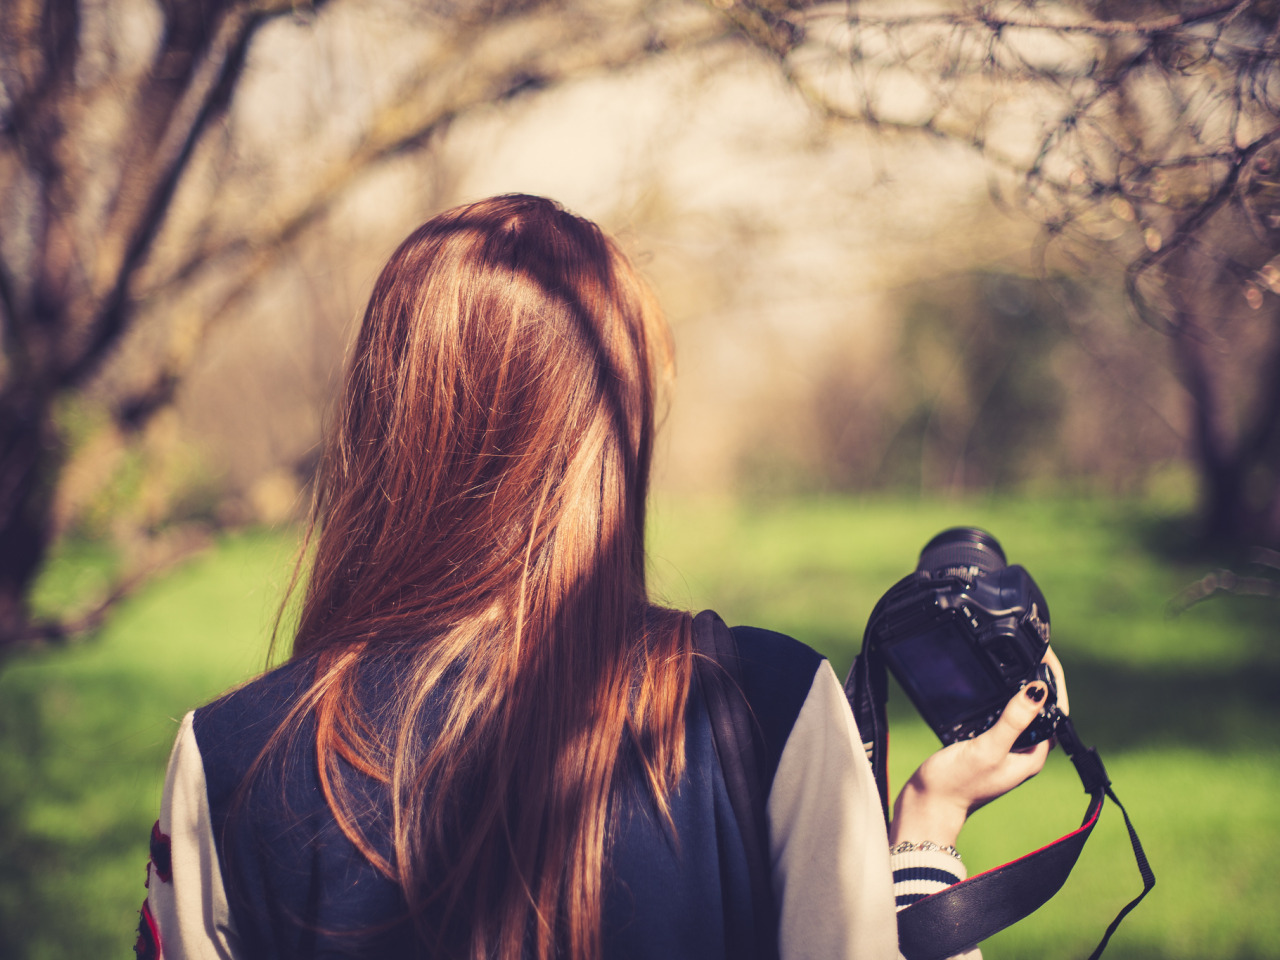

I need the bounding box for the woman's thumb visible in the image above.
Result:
[990,682,1048,751]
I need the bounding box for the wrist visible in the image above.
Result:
[889,775,967,848]
[889,839,961,860]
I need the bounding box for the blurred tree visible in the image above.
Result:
[882,272,1070,491]
[0,0,739,652]
[733,0,1280,550]
[0,0,306,650]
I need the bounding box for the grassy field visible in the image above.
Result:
[1,495,1276,958]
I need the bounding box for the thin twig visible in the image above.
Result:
[846,0,1249,39]
[1168,567,1280,615]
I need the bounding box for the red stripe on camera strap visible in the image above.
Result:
[897,788,1102,960]
[847,654,1156,960]
[899,772,1154,960]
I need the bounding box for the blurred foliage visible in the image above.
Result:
[26,538,120,627]
[737,264,1182,502]
[882,272,1070,490]
[729,0,1280,549]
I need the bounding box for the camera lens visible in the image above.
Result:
[917,527,1007,578]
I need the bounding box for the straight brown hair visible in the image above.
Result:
[285,195,692,960]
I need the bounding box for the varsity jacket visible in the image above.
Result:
[137,624,970,959]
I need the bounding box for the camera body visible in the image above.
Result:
[865,527,1060,749]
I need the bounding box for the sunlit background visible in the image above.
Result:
[2,1,1278,957]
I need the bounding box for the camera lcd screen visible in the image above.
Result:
[882,621,1006,729]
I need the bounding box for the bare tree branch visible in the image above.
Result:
[1125,126,1280,323]
[738,0,1280,547]
[4,523,214,653]
[0,0,731,649]
[111,1,733,430]
[847,0,1249,38]
[62,0,332,389]
[1168,565,1280,614]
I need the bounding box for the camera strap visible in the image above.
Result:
[845,648,1155,960]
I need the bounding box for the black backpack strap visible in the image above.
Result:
[691,610,777,960]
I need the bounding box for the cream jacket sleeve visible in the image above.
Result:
[768,661,980,960]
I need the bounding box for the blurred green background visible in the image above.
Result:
[3,492,1276,959]
[4,1,1280,958]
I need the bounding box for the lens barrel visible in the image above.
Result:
[917,527,1007,578]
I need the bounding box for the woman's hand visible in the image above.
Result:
[889,647,1068,848]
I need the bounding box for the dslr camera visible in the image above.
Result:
[864,527,1060,749]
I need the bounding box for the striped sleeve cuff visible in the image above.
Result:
[890,848,967,909]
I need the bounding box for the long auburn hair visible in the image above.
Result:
[284,195,692,960]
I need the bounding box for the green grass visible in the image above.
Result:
[649,494,1280,959]
[0,530,296,960]
[2,495,1276,958]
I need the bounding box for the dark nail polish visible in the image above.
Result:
[1026,684,1046,704]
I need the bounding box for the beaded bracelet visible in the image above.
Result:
[889,839,962,860]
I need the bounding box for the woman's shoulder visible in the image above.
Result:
[194,656,315,736]
[190,652,410,782]
[188,657,320,792]
[721,619,832,784]
[728,623,826,675]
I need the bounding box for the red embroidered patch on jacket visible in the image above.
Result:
[134,899,161,960]
[150,820,173,884]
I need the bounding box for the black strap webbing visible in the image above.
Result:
[896,792,1102,959]
[691,610,778,960]
[847,649,1155,960]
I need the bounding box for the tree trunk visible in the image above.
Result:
[0,385,60,650]
[1169,289,1280,551]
